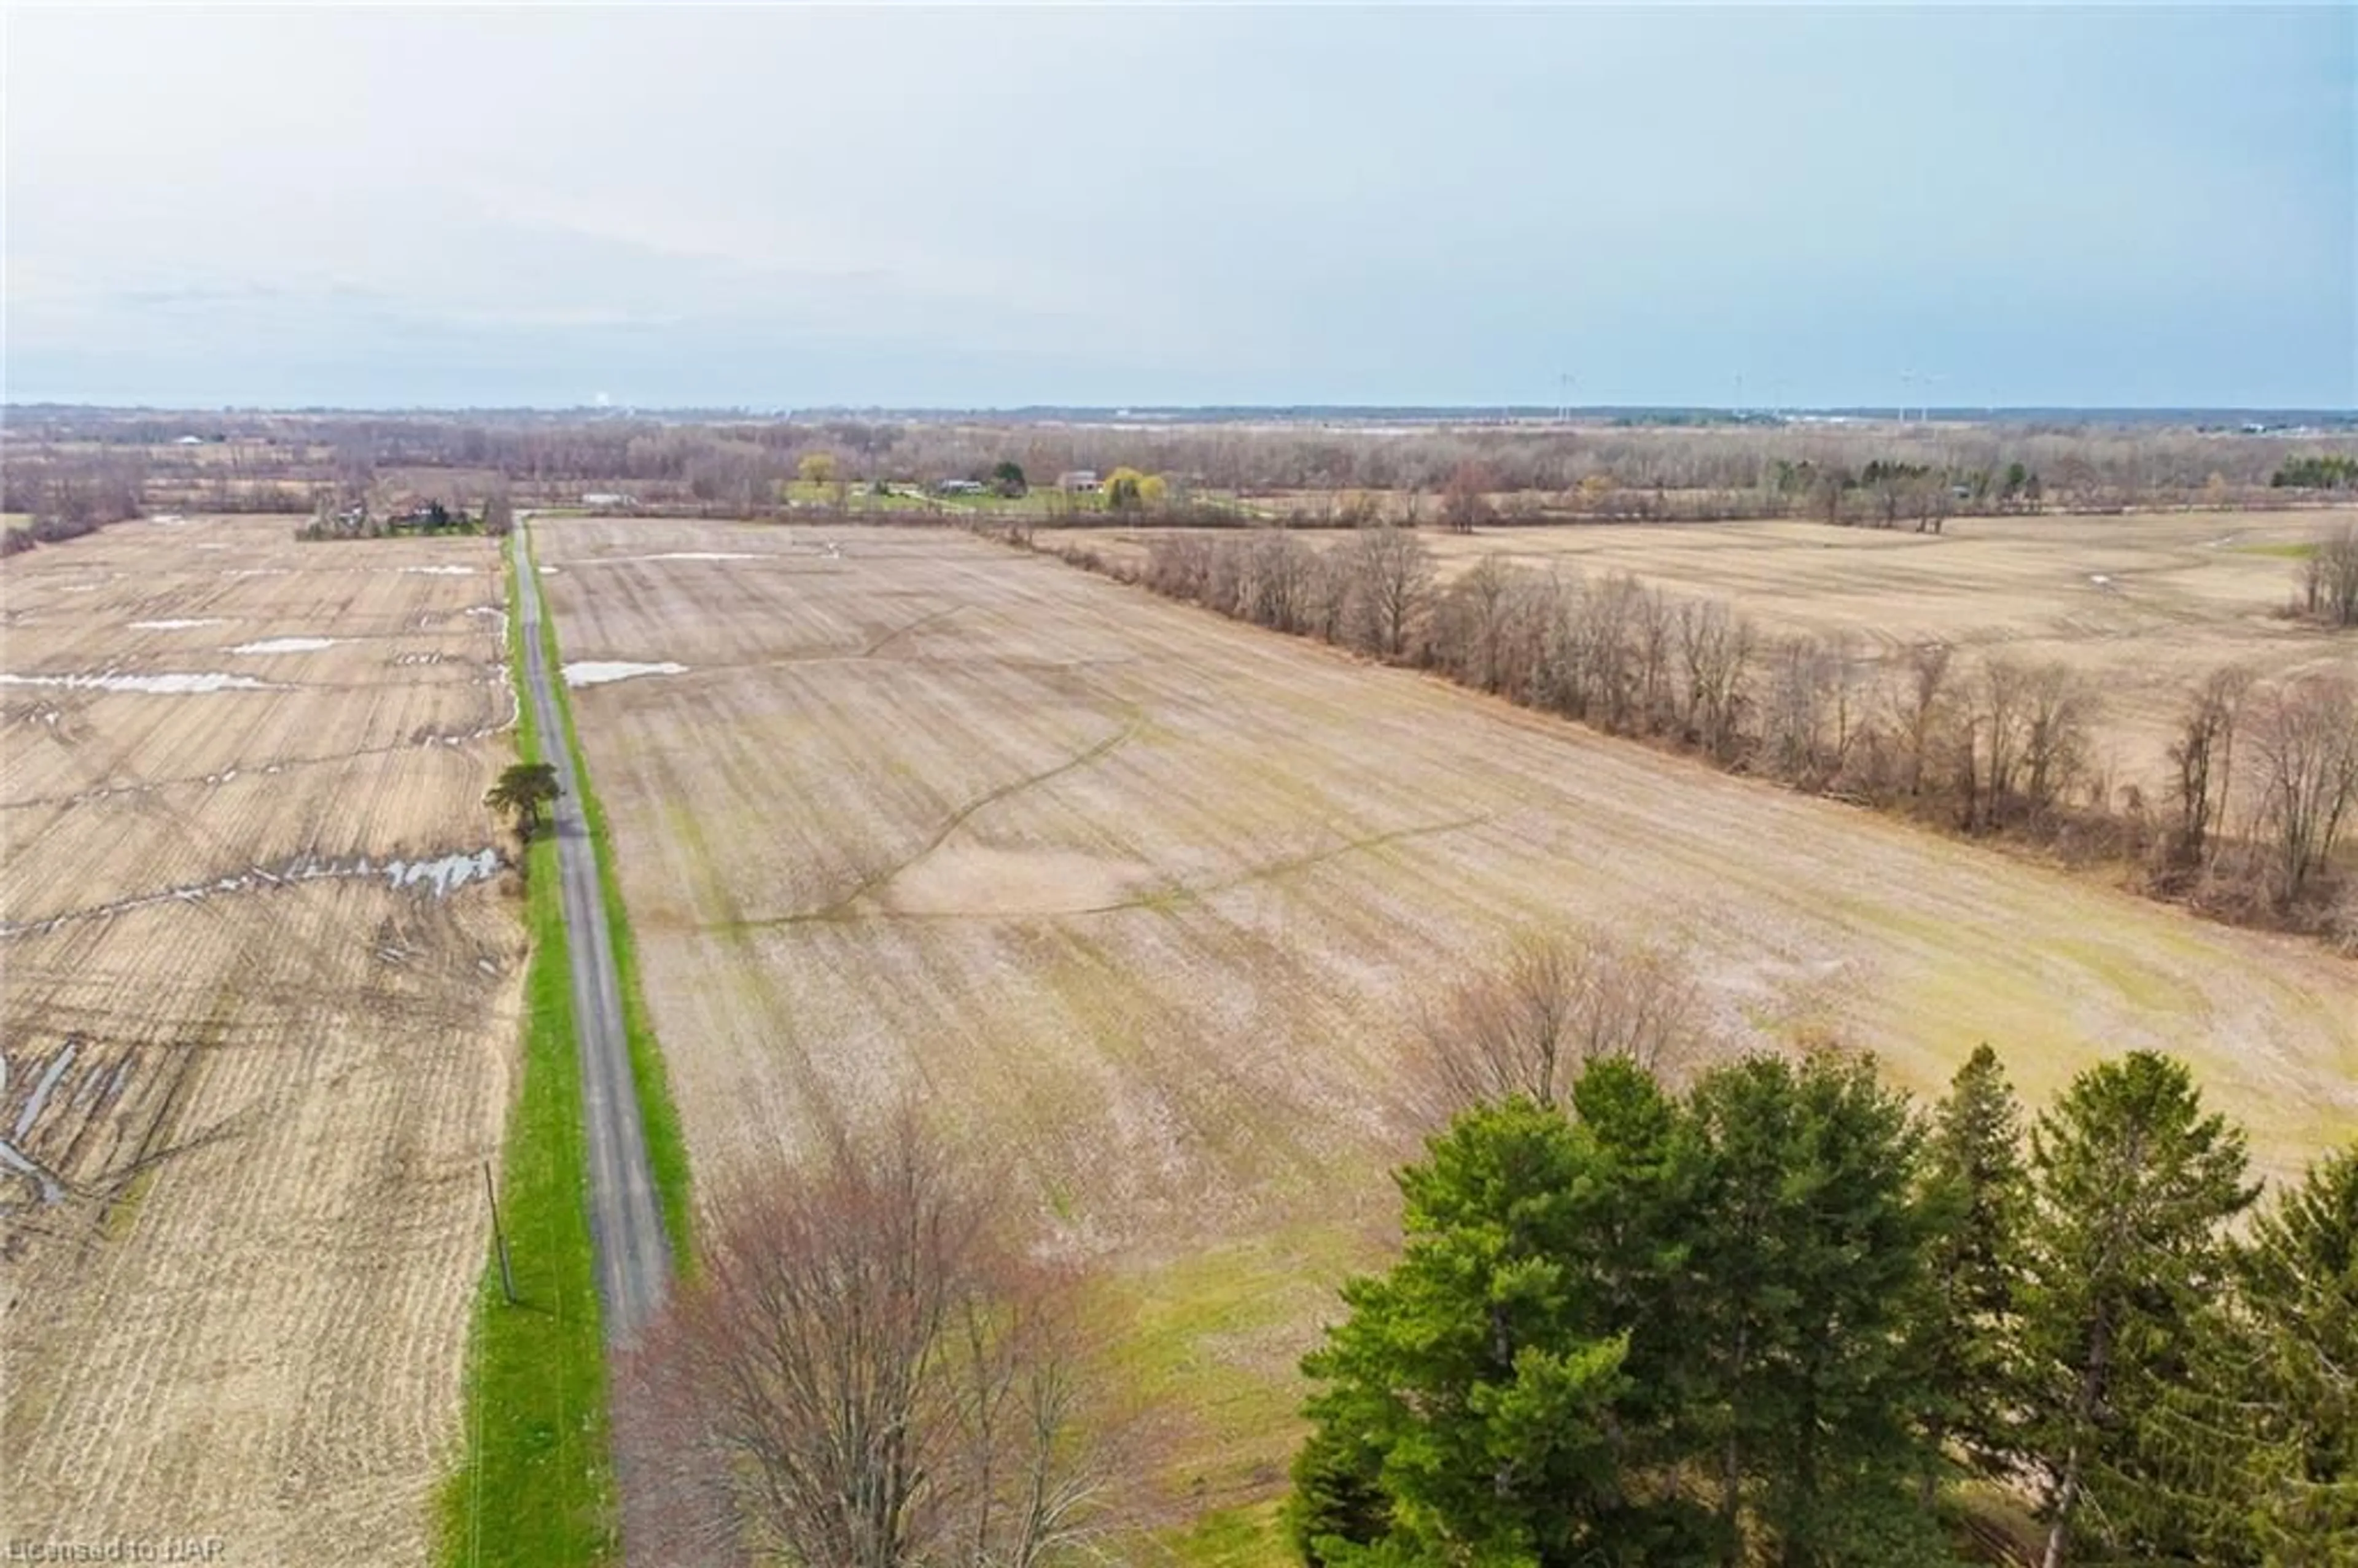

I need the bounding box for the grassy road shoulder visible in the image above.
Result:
[437,538,614,1566]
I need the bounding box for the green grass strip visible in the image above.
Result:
[438,537,616,1567]
[527,529,697,1270]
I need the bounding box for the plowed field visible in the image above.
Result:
[538,517,2355,1515]
[1,516,522,1563]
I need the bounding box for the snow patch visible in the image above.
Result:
[562,659,688,688]
[402,564,475,576]
[130,618,229,631]
[0,845,510,939]
[385,848,504,898]
[0,671,278,695]
[228,636,341,654]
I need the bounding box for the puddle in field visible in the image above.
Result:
[402,565,475,576]
[0,845,509,939]
[228,636,341,654]
[14,1042,77,1141]
[130,618,230,631]
[563,660,688,688]
[0,671,279,695]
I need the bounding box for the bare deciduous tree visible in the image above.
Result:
[1345,523,1432,662]
[1433,553,1519,693]
[2300,524,2358,627]
[2164,664,2252,874]
[1675,598,1756,761]
[1416,927,1711,1116]
[1891,642,1956,801]
[632,1122,1113,1568]
[2249,674,2358,906]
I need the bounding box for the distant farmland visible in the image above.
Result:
[534,516,2356,1527]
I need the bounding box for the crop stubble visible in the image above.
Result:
[1,518,521,1563]
[540,518,2355,1505]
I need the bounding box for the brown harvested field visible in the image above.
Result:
[0,516,521,1562]
[537,516,2356,1512]
[1091,506,2357,809]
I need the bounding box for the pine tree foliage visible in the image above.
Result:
[2016,1050,2260,1567]
[1914,1044,2028,1487]
[1288,1042,2351,1568]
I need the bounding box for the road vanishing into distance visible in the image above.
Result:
[515,520,671,1345]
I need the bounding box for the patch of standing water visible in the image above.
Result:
[563,660,688,688]
[228,636,342,654]
[402,564,475,576]
[0,671,279,695]
[15,1042,77,1141]
[0,845,511,939]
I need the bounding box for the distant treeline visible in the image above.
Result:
[10,412,2356,522]
[1033,524,2358,939]
[1294,1019,2357,1566]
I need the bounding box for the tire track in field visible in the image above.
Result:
[790,712,1145,922]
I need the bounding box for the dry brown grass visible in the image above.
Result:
[0,516,522,1562]
[537,516,2356,1512]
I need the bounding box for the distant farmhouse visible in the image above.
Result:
[1057,470,1100,492]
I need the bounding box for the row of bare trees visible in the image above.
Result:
[0,451,149,552]
[1116,527,2358,931]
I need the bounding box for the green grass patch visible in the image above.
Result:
[529,528,696,1270]
[1159,1500,1292,1568]
[2232,541,2320,559]
[1097,1226,1368,1509]
[437,537,615,1567]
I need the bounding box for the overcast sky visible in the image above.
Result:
[6,5,2352,409]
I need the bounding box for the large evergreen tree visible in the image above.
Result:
[1912,1044,2028,1497]
[1681,1051,1943,1567]
[2017,1051,2259,1567]
[2238,1145,2358,1561]
[1293,1097,1639,1568]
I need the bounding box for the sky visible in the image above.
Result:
[5,5,2353,410]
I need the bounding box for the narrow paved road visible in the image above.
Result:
[515,521,671,1344]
